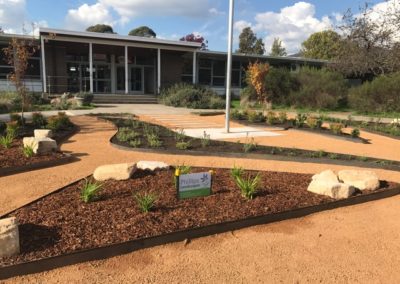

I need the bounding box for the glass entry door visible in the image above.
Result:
[130,67,143,92]
[116,66,125,92]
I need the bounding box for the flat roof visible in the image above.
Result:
[39,28,201,49]
[197,50,328,64]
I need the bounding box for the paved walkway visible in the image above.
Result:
[2,115,400,283]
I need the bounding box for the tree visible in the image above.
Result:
[3,37,38,125]
[180,33,208,50]
[0,27,4,34]
[269,38,287,56]
[332,2,400,77]
[86,24,114,33]
[237,27,265,55]
[301,30,341,60]
[245,62,270,106]
[128,26,156,38]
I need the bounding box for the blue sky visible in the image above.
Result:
[0,0,390,54]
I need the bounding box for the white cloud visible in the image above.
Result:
[209,7,225,16]
[235,1,334,54]
[0,0,26,32]
[234,20,252,32]
[65,3,115,30]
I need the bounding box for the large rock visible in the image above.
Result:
[23,137,58,155]
[0,217,20,258]
[312,170,338,183]
[34,129,53,139]
[338,170,380,191]
[136,161,170,171]
[93,163,136,181]
[308,180,355,199]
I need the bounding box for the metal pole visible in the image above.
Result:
[225,0,235,133]
[157,48,161,93]
[89,43,94,93]
[192,51,197,84]
[125,46,129,94]
[40,37,47,93]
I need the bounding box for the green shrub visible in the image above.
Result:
[231,109,246,120]
[22,145,34,158]
[176,141,191,150]
[74,92,94,106]
[247,110,265,123]
[200,131,211,148]
[289,67,348,110]
[264,67,297,105]
[349,72,400,113]
[129,138,142,148]
[351,128,360,138]
[32,112,47,128]
[231,165,244,179]
[159,83,225,109]
[330,123,344,135]
[233,173,261,200]
[6,121,18,138]
[174,128,186,142]
[266,111,277,125]
[243,137,257,153]
[295,113,308,128]
[307,116,323,129]
[9,113,24,126]
[175,164,191,175]
[80,178,103,203]
[147,133,162,148]
[0,134,13,149]
[134,193,157,213]
[46,112,73,131]
[278,112,287,124]
[117,127,140,142]
[240,86,257,108]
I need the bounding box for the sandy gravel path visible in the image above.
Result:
[1,115,400,283]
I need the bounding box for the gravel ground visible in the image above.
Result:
[2,114,400,283]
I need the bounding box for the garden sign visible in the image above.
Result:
[176,172,212,199]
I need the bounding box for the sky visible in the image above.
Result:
[0,0,394,54]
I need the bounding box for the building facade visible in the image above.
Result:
[0,28,327,98]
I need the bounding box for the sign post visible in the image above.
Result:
[176,171,213,199]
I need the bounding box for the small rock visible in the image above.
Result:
[0,217,20,257]
[338,170,380,191]
[34,129,53,139]
[312,170,338,183]
[23,137,58,154]
[93,163,136,181]
[136,161,170,171]
[308,180,355,199]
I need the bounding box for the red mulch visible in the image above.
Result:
[1,168,397,267]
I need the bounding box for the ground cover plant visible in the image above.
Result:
[102,115,400,170]
[2,166,397,268]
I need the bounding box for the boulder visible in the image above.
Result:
[0,217,20,258]
[308,180,355,199]
[34,129,53,139]
[312,170,338,183]
[136,161,170,171]
[93,163,136,181]
[338,170,380,191]
[23,137,58,155]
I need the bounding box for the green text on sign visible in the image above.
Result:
[178,172,212,199]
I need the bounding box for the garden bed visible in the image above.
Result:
[104,116,400,171]
[1,167,398,273]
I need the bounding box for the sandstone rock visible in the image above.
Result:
[0,217,20,258]
[34,129,53,139]
[312,170,338,183]
[136,161,170,171]
[308,180,355,199]
[93,163,136,181]
[23,137,58,155]
[338,170,380,191]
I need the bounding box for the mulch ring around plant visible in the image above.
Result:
[1,168,397,267]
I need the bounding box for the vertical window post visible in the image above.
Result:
[89,43,93,93]
[157,48,161,93]
[125,46,128,94]
[192,51,197,84]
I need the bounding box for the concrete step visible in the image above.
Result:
[93,95,158,104]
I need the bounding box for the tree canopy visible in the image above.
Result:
[128,26,156,38]
[86,24,114,33]
[269,38,287,57]
[301,30,341,60]
[237,27,265,55]
[180,33,208,50]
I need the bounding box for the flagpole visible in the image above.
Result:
[225,0,235,133]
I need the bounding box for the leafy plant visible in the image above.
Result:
[234,173,261,200]
[46,112,73,131]
[5,121,18,138]
[176,140,191,150]
[231,109,246,120]
[175,164,192,175]
[231,165,244,179]
[146,133,162,147]
[294,113,308,128]
[306,116,323,129]
[129,138,142,148]
[32,112,47,128]
[330,123,344,135]
[9,113,24,126]
[198,131,211,148]
[351,128,360,138]
[134,192,158,213]
[174,128,186,142]
[0,134,13,149]
[117,127,140,142]
[22,145,34,158]
[247,110,265,123]
[80,178,103,203]
[243,137,257,153]
[266,111,277,125]
[278,111,287,124]
[328,153,339,159]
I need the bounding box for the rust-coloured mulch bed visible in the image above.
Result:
[1,168,397,267]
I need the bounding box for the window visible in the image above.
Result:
[181,58,193,83]
[212,60,225,87]
[26,58,41,79]
[199,58,212,85]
